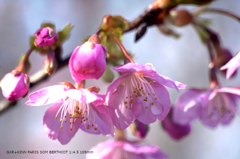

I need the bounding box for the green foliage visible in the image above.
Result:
[55,24,74,46]
[101,64,115,83]
[40,22,56,30]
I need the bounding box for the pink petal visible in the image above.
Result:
[108,85,135,129]
[105,73,129,103]
[134,101,157,124]
[217,87,240,97]
[79,104,114,136]
[123,142,168,159]
[200,93,237,127]
[66,88,104,104]
[220,52,240,79]
[145,74,186,92]
[173,89,205,125]
[26,85,68,106]
[86,140,121,159]
[113,63,156,75]
[43,102,80,145]
[134,83,170,123]
[69,46,82,84]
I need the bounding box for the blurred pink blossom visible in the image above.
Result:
[86,140,168,159]
[173,87,240,127]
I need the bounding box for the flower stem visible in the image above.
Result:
[206,8,240,22]
[14,46,35,74]
[112,34,134,63]
[115,128,126,141]
[75,80,85,89]
[206,39,220,88]
[23,46,35,63]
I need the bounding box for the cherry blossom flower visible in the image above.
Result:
[161,108,191,140]
[34,27,58,47]
[0,71,29,101]
[26,82,114,145]
[173,87,240,127]
[86,140,168,159]
[220,52,240,79]
[106,63,186,129]
[69,35,107,84]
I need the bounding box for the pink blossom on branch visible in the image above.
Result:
[34,27,58,47]
[0,71,29,101]
[173,87,240,127]
[69,34,107,84]
[25,82,114,145]
[86,140,168,159]
[106,63,186,129]
[220,51,240,79]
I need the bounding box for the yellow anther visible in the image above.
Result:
[130,100,133,104]
[60,119,63,121]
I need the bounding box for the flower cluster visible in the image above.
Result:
[22,33,186,146]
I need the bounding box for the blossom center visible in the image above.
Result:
[55,97,98,131]
[123,73,157,110]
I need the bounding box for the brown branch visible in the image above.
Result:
[0,54,71,115]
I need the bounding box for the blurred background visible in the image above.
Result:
[0,0,240,159]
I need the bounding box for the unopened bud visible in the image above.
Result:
[69,35,107,84]
[161,108,191,140]
[170,10,193,26]
[130,120,149,139]
[34,27,58,47]
[43,51,58,75]
[0,71,30,101]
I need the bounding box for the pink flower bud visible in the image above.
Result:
[130,120,149,139]
[0,71,30,101]
[34,27,58,47]
[43,51,58,75]
[69,35,107,84]
[162,108,191,140]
